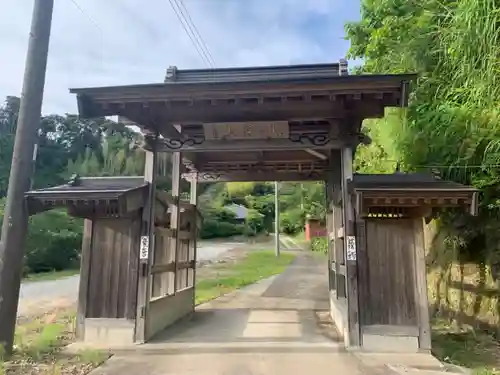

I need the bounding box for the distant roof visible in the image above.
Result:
[224,204,249,220]
[352,173,477,191]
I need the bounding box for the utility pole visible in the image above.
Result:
[274,181,280,257]
[0,0,54,354]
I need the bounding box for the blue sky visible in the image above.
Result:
[0,0,361,115]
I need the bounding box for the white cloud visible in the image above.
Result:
[0,0,360,115]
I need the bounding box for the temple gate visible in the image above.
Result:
[23,61,478,352]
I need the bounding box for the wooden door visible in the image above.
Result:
[359,219,418,334]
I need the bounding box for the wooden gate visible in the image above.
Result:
[142,192,200,341]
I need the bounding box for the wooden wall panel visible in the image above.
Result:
[87,216,141,319]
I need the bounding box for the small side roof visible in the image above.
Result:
[352,173,477,192]
[26,176,147,196]
[352,173,478,216]
[26,176,148,217]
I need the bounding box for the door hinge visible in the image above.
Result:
[140,306,145,318]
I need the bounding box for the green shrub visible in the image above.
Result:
[245,209,265,235]
[199,219,245,239]
[310,237,328,254]
[280,209,304,235]
[0,202,83,274]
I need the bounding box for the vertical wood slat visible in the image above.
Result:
[341,146,360,347]
[76,219,93,339]
[125,216,140,320]
[135,146,158,343]
[88,223,104,318]
[171,152,182,294]
[108,223,120,318]
[414,218,432,350]
[116,222,128,318]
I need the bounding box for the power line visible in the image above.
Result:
[367,161,500,169]
[175,0,216,67]
[168,0,214,68]
[69,0,102,32]
[69,0,103,67]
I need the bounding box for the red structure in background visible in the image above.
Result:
[305,217,327,241]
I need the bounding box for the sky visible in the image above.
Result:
[0,0,361,115]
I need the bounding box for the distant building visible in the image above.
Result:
[224,204,248,223]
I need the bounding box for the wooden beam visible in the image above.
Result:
[182,171,326,183]
[155,227,195,240]
[151,260,195,275]
[149,137,348,153]
[133,100,353,125]
[305,149,328,160]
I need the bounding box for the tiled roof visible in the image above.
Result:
[163,62,346,84]
[352,173,477,191]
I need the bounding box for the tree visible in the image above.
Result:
[346,0,500,261]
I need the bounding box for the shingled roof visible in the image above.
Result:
[26,176,147,195]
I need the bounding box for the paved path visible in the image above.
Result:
[89,251,368,375]
[17,241,246,317]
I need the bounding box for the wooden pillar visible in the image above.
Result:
[341,146,360,347]
[325,178,335,292]
[327,150,344,295]
[190,173,198,307]
[135,145,158,343]
[414,218,431,351]
[331,152,345,298]
[171,152,182,293]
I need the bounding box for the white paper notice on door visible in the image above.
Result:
[346,236,356,261]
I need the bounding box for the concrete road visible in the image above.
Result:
[86,252,369,375]
[17,241,246,317]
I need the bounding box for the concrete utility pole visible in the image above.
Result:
[0,0,54,354]
[274,181,280,257]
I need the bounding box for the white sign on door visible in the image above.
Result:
[140,236,150,260]
[346,236,356,261]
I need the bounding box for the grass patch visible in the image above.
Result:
[432,318,500,375]
[1,308,109,375]
[292,231,306,243]
[23,269,79,283]
[195,250,295,304]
